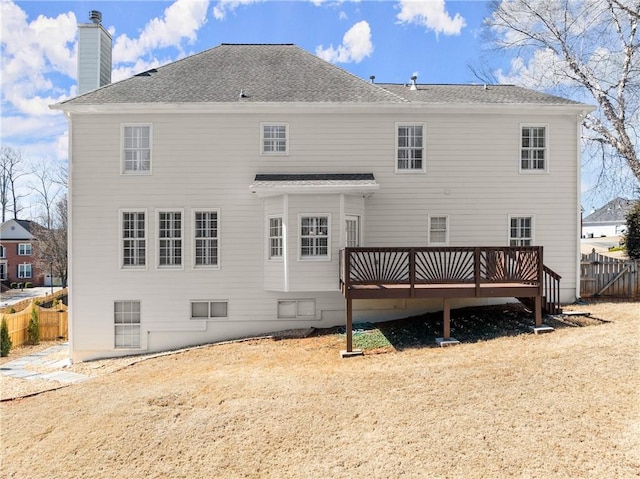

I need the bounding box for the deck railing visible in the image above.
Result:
[340,246,543,293]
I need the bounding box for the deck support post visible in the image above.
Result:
[341,296,363,358]
[534,295,542,327]
[443,297,451,340]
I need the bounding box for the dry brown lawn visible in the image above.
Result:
[1,301,639,478]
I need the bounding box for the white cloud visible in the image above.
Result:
[396,0,466,36]
[496,48,573,90]
[213,0,262,20]
[316,20,373,64]
[112,0,209,63]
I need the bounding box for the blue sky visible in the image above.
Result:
[0,0,622,209]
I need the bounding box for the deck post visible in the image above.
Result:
[534,295,542,327]
[346,297,353,352]
[443,297,451,339]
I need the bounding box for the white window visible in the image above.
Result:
[261,123,288,155]
[277,299,315,319]
[345,215,360,247]
[0,245,5,258]
[17,263,32,278]
[18,243,32,256]
[122,211,146,268]
[268,216,283,260]
[0,263,6,281]
[520,125,547,172]
[122,124,151,173]
[509,216,533,246]
[300,215,329,259]
[114,301,141,348]
[194,210,219,267]
[428,215,449,246]
[158,211,182,267]
[396,123,425,172]
[190,301,228,319]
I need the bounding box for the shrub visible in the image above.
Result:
[27,307,40,345]
[9,307,15,314]
[25,282,32,288]
[625,200,640,260]
[0,317,11,357]
[10,282,17,289]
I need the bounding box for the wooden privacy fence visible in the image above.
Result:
[581,249,640,299]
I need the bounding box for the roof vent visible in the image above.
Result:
[89,10,102,24]
[369,75,375,84]
[410,75,418,91]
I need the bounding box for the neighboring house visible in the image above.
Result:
[0,219,44,287]
[582,197,633,238]
[52,28,594,361]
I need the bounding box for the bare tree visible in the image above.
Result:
[29,158,62,229]
[0,146,29,221]
[484,0,640,191]
[33,195,68,287]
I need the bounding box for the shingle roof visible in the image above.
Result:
[583,197,634,223]
[60,44,405,105]
[377,83,584,105]
[250,173,379,197]
[57,44,590,108]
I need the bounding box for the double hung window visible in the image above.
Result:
[123,125,151,173]
[268,217,283,259]
[18,263,32,278]
[261,124,288,154]
[18,243,32,256]
[300,215,329,259]
[114,301,141,348]
[194,211,219,267]
[428,216,449,246]
[158,211,182,267]
[509,216,533,246]
[521,126,547,172]
[122,211,146,268]
[397,124,425,172]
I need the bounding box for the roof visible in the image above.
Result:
[59,44,404,105]
[583,197,634,224]
[55,44,591,108]
[250,173,379,197]
[377,83,584,105]
[0,219,39,241]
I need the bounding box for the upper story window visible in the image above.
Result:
[268,216,283,260]
[158,211,182,268]
[520,125,547,172]
[261,123,288,155]
[18,263,32,278]
[0,245,6,258]
[300,215,330,260]
[396,123,425,173]
[194,210,219,268]
[123,124,151,174]
[428,215,449,246]
[509,216,533,246]
[18,243,32,256]
[122,211,146,268]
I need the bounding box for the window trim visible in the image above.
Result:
[428,215,449,246]
[190,300,229,320]
[121,123,152,175]
[519,124,549,174]
[17,263,32,279]
[120,209,148,270]
[508,215,535,246]
[114,300,142,349]
[157,209,184,269]
[260,122,289,156]
[395,122,426,174]
[192,209,220,269]
[267,215,284,261]
[18,243,32,256]
[298,214,331,261]
[277,299,316,319]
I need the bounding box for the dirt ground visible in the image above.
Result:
[1,301,638,478]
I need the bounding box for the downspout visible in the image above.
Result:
[576,111,586,300]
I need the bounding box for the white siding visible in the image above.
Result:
[69,105,582,360]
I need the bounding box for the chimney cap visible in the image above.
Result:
[89,10,102,24]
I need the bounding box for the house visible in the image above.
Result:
[0,219,44,287]
[52,18,594,361]
[582,197,633,238]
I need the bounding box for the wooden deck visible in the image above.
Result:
[339,247,553,353]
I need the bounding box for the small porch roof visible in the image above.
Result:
[250,173,379,197]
